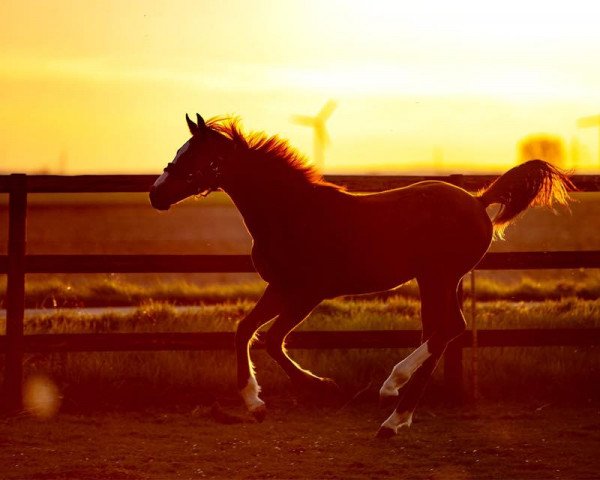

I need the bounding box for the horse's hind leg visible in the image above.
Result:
[235,285,282,419]
[264,296,340,399]
[377,275,465,437]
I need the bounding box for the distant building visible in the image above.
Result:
[517,133,565,168]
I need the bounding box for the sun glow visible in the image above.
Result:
[1,0,600,174]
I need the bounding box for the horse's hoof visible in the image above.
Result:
[251,405,267,423]
[375,426,396,439]
[210,402,246,425]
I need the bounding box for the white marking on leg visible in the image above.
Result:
[381,410,413,434]
[379,341,432,397]
[240,377,265,412]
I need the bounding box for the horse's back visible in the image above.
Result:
[349,181,491,239]
[335,181,493,281]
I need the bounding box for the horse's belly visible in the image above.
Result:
[309,244,416,297]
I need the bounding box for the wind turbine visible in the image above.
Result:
[291,100,337,171]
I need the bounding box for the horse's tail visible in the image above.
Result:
[477,159,575,238]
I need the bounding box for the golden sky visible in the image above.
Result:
[1,0,600,174]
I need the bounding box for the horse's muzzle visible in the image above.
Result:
[149,188,171,211]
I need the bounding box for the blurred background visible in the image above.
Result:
[2,0,600,175]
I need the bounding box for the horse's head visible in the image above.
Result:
[149,114,227,210]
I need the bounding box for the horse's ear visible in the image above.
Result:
[196,114,206,129]
[186,113,199,136]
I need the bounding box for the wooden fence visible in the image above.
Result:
[2,173,600,412]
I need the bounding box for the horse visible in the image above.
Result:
[149,113,573,438]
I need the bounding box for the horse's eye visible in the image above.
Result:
[186,174,194,183]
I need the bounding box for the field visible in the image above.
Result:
[1,189,599,478]
[1,405,599,479]
[2,298,598,411]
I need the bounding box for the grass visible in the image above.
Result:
[9,297,600,410]
[7,277,267,309]
[3,270,600,309]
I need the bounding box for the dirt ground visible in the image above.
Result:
[0,403,599,480]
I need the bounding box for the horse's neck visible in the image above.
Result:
[222,169,317,241]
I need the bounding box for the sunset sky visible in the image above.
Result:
[2,0,600,174]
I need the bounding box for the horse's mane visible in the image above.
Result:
[206,116,343,190]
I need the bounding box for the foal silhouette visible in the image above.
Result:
[150,114,573,437]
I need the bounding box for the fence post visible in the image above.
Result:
[2,174,27,413]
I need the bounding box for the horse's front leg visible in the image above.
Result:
[235,285,281,420]
[265,297,341,400]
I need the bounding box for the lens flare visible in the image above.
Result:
[23,375,61,419]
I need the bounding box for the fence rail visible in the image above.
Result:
[1,329,598,354]
[2,251,600,274]
[2,173,600,412]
